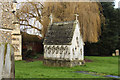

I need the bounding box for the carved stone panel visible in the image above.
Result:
[44,45,71,60]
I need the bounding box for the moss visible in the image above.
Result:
[4,43,8,65]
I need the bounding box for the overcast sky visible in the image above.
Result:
[17,0,120,8]
[114,0,120,8]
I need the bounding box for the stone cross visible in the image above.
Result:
[49,13,53,25]
[74,14,79,21]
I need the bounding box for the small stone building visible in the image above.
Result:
[43,18,85,67]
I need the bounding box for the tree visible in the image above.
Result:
[85,2,120,56]
[97,2,119,55]
[16,2,43,34]
[18,2,104,43]
[116,8,120,50]
[42,2,104,42]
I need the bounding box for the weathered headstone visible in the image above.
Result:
[0,28,15,80]
[0,44,15,79]
[115,49,119,56]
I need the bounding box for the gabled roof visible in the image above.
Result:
[43,20,78,45]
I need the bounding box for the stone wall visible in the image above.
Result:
[0,2,15,29]
[12,34,22,60]
[12,20,22,60]
[0,29,12,43]
[71,22,84,61]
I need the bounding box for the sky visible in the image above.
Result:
[114,0,120,8]
[17,0,120,8]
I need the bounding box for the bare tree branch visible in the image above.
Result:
[16,2,43,36]
[20,23,41,31]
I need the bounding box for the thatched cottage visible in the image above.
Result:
[43,15,85,67]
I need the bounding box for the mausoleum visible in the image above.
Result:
[43,14,85,67]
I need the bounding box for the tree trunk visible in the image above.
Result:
[0,43,15,80]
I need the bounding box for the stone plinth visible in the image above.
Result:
[43,59,85,67]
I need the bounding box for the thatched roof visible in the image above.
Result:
[22,32,42,42]
[43,21,77,45]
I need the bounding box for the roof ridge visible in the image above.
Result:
[52,20,75,25]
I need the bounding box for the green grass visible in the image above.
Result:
[15,56,118,78]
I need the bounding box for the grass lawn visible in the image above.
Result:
[15,56,118,78]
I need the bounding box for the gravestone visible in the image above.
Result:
[115,49,119,56]
[0,28,15,80]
